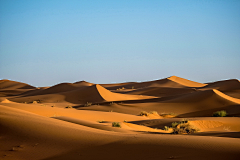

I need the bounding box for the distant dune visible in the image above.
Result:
[1,76,240,160]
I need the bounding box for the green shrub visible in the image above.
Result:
[171,122,178,128]
[213,110,227,117]
[164,126,169,131]
[112,122,121,128]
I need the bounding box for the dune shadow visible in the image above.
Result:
[177,105,240,118]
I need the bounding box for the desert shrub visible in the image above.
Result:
[84,102,92,107]
[164,120,200,134]
[116,87,125,91]
[112,122,121,128]
[160,112,176,117]
[164,126,169,131]
[213,110,227,117]
[32,100,41,104]
[149,111,159,115]
[171,122,178,128]
[139,111,149,116]
[32,101,38,104]
[97,120,104,123]
[65,105,72,108]
[109,102,115,105]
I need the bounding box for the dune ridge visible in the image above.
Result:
[167,75,207,87]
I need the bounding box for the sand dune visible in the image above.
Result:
[1,76,240,160]
[167,75,207,87]
[0,79,35,90]
[102,76,205,90]
[0,98,12,103]
[200,79,240,91]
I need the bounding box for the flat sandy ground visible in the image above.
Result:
[1,76,240,160]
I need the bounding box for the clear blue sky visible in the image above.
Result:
[0,0,239,87]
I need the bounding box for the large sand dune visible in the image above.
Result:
[0,76,240,160]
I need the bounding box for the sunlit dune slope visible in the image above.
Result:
[167,76,207,87]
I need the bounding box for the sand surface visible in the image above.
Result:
[0,76,240,160]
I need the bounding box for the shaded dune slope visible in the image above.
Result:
[126,87,197,97]
[9,84,155,104]
[20,81,94,97]
[0,79,35,90]
[102,76,206,90]
[165,89,240,104]
[200,79,240,92]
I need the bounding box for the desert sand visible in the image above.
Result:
[0,76,240,160]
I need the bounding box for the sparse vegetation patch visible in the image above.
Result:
[112,122,121,128]
[139,111,161,116]
[163,120,199,134]
[213,110,227,117]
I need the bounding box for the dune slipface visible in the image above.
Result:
[0,76,240,160]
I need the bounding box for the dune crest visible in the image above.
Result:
[167,76,207,87]
[213,89,240,104]
[0,79,36,90]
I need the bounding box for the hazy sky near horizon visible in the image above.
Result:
[0,0,240,87]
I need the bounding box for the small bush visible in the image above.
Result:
[112,122,121,128]
[65,105,72,108]
[32,101,38,104]
[139,111,149,116]
[109,102,115,105]
[32,100,41,104]
[149,111,159,115]
[160,112,176,117]
[84,102,92,107]
[213,110,227,117]
[164,126,169,131]
[171,122,178,128]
